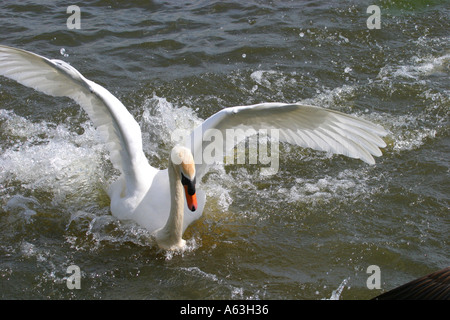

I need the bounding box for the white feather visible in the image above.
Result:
[189,103,387,179]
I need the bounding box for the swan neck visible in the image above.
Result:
[160,160,185,244]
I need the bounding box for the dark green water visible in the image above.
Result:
[0,0,448,300]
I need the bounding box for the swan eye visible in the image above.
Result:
[181,173,196,195]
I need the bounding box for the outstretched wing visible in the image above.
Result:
[0,45,146,191]
[187,102,388,179]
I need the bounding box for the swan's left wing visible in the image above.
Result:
[0,45,146,190]
[187,103,388,179]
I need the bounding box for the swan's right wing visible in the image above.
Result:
[187,103,388,179]
[0,45,146,190]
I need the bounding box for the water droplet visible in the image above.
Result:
[60,48,69,57]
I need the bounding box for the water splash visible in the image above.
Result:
[0,109,105,205]
[378,53,449,80]
[328,278,349,300]
[139,95,202,164]
[60,48,69,58]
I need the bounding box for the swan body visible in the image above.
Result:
[0,45,387,250]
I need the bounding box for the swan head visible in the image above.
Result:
[170,146,198,212]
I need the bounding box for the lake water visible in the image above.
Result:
[0,0,448,300]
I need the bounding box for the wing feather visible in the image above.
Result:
[0,45,146,190]
[188,103,387,178]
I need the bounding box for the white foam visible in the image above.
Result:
[389,114,437,151]
[378,53,449,80]
[250,70,277,87]
[249,70,297,98]
[4,195,38,221]
[180,266,246,298]
[66,209,153,252]
[278,168,374,205]
[181,266,219,282]
[301,84,357,109]
[0,109,106,203]
[139,95,203,164]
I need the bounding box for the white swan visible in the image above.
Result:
[0,45,388,250]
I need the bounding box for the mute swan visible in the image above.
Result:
[0,45,387,250]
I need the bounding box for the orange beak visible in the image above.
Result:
[184,185,197,211]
